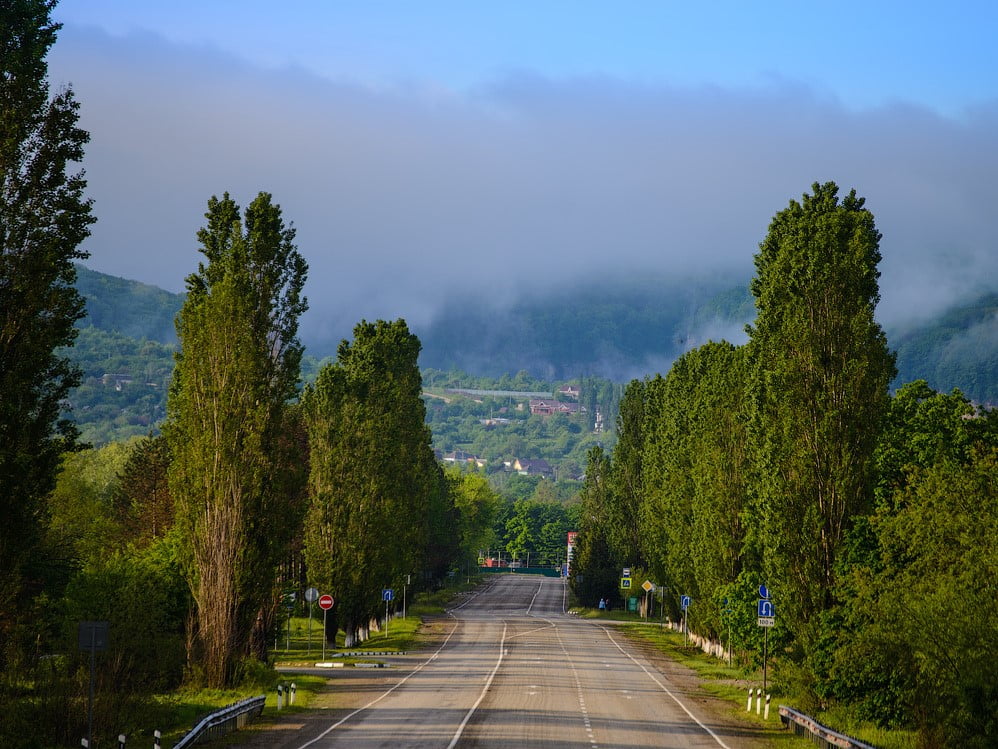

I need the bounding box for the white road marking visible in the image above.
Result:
[526,581,544,615]
[552,620,601,749]
[293,618,463,749]
[446,622,508,749]
[598,625,734,749]
[506,623,555,640]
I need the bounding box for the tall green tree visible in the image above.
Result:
[166,192,308,687]
[303,320,436,646]
[641,367,698,613]
[570,446,620,607]
[0,0,95,654]
[607,379,646,567]
[746,182,895,668]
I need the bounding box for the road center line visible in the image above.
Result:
[293,618,462,749]
[445,621,508,749]
[553,622,600,748]
[598,625,733,749]
[526,581,543,615]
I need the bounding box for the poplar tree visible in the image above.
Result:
[606,379,646,568]
[303,319,434,647]
[746,182,895,651]
[0,0,95,648]
[570,446,619,608]
[166,192,307,687]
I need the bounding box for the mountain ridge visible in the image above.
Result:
[71,264,997,405]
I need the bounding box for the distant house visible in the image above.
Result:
[443,450,486,468]
[479,417,511,427]
[101,373,133,391]
[512,458,554,477]
[557,384,581,400]
[529,399,581,416]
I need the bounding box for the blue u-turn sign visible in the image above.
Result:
[757,599,775,618]
[382,589,394,602]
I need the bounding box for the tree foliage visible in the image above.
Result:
[302,319,438,646]
[166,191,308,687]
[746,182,895,645]
[570,446,621,607]
[0,0,95,652]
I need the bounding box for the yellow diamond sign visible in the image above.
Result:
[641,580,655,592]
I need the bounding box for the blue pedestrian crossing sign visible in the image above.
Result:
[382,588,394,602]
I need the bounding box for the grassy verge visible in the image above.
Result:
[601,616,917,749]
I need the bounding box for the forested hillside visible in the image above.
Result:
[893,292,998,404]
[75,264,183,344]
[63,264,996,448]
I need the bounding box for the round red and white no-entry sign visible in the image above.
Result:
[318,594,334,610]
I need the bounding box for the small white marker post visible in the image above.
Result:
[764,694,771,720]
[277,683,284,710]
[756,688,762,715]
[746,688,752,712]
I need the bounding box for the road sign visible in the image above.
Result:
[758,616,775,627]
[680,595,691,610]
[78,621,108,652]
[622,567,631,578]
[304,587,319,603]
[383,588,394,602]
[318,594,334,610]
[757,599,775,618]
[641,580,655,592]
[620,577,632,589]
[759,584,770,599]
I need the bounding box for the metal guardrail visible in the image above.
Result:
[172,695,266,749]
[779,705,877,749]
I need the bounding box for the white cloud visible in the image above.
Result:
[50,25,998,345]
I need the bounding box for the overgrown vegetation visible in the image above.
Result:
[569,183,998,747]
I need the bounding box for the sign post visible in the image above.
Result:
[680,595,691,646]
[79,621,108,749]
[318,594,334,661]
[382,589,394,639]
[304,587,319,654]
[757,585,775,693]
[641,581,655,620]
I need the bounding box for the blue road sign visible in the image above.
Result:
[382,589,394,602]
[680,595,691,610]
[759,584,770,600]
[757,599,775,618]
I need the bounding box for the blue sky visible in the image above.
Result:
[49,1,998,346]
[55,1,998,116]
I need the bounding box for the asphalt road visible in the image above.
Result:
[282,574,762,749]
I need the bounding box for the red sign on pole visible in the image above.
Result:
[318,594,334,610]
